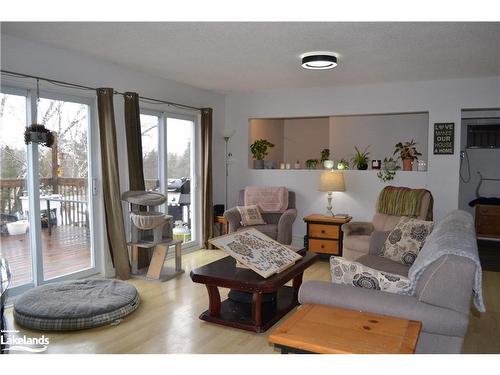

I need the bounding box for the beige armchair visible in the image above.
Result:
[223,189,297,245]
[342,186,433,260]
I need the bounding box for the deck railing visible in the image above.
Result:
[0,177,88,226]
[0,178,161,226]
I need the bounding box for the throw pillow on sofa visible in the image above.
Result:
[236,205,266,226]
[330,256,411,294]
[381,216,433,265]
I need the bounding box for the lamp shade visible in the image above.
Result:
[221,128,235,139]
[318,171,345,192]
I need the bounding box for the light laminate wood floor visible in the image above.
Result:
[4,249,500,354]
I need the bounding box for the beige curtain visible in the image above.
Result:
[124,92,145,191]
[201,108,214,249]
[97,88,131,280]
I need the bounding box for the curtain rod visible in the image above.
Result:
[1,69,202,112]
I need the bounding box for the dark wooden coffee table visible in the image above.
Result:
[190,251,318,333]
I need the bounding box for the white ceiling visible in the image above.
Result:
[2,22,500,94]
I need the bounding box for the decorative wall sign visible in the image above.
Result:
[433,123,455,155]
[209,228,302,278]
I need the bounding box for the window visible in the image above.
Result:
[140,113,160,191]
[467,124,500,148]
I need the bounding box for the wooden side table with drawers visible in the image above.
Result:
[303,214,352,256]
[475,204,500,239]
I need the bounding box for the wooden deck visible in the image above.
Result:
[0,225,91,287]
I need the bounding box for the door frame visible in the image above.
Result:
[140,107,201,251]
[164,111,200,251]
[1,85,102,297]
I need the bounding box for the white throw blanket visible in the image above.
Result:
[244,186,288,213]
[407,210,486,312]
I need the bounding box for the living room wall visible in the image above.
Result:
[225,75,500,245]
[284,117,330,166]
[329,112,429,165]
[1,34,226,275]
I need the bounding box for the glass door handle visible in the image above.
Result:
[92,178,98,196]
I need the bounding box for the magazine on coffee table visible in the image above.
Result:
[208,228,303,278]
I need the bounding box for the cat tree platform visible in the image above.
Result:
[129,239,184,281]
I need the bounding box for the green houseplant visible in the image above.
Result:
[305,159,319,170]
[320,148,334,169]
[320,148,330,163]
[250,139,274,169]
[377,157,401,182]
[337,159,350,170]
[394,139,422,171]
[24,124,55,148]
[351,146,370,170]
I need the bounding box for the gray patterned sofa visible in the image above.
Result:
[299,210,484,354]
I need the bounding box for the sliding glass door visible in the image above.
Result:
[140,113,160,192]
[167,115,196,246]
[140,110,198,248]
[0,87,99,294]
[0,90,33,288]
[36,95,95,281]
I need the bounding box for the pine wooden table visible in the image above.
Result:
[269,304,421,354]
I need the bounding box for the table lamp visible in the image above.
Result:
[318,171,345,216]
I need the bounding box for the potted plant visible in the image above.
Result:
[320,148,334,169]
[377,157,401,182]
[351,146,370,170]
[250,139,274,169]
[394,139,422,171]
[337,159,350,170]
[305,159,319,170]
[24,124,55,148]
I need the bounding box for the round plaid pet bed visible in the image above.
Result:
[14,279,139,331]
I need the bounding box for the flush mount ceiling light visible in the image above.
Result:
[301,51,338,70]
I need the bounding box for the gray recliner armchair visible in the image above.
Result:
[223,189,297,245]
[342,186,433,260]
